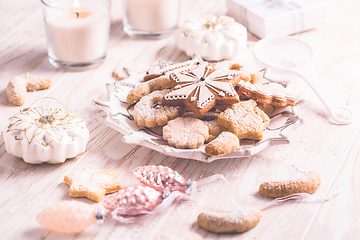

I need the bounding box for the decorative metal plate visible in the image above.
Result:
[94,57,303,163]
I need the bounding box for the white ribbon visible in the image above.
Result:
[259,189,343,211]
[111,173,228,224]
[111,191,183,224]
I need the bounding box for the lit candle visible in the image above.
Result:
[41,0,111,69]
[122,0,181,37]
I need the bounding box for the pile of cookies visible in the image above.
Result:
[120,58,295,156]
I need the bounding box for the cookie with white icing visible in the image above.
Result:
[237,80,296,107]
[175,14,247,61]
[163,61,241,116]
[3,107,89,164]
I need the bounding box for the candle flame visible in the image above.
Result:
[73,0,80,9]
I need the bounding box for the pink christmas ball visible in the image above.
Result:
[36,201,96,233]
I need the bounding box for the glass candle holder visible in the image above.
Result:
[121,0,181,38]
[41,0,111,70]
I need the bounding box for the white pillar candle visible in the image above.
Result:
[122,0,181,36]
[42,0,110,66]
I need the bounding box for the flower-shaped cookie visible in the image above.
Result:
[64,166,121,202]
[163,62,241,115]
[3,107,89,164]
[163,117,209,149]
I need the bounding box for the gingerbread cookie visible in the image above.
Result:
[214,60,259,84]
[237,80,296,107]
[163,117,209,149]
[217,100,270,140]
[205,131,239,156]
[163,62,241,116]
[144,59,200,81]
[133,90,185,128]
[6,73,51,106]
[64,166,121,202]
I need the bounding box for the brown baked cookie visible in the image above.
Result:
[163,117,209,149]
[213,60,259,84]
[126,75,178,105]
[6,73,51,106]
[217,100,270,141]
[64,166,121,202]
[162,62,241,116]
[237,80,296,107]
[144,59,200,81]
[205,131,239,156]
[133,89,185,128]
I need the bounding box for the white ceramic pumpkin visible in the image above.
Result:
[3,107,89,164]
[175,14,248,61]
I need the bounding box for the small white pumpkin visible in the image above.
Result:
[3,107,89,164]
[175,14,248,61]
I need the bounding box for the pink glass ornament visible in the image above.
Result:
[102,185,163,213]
[133,165,188,193]
[36,201,96,233]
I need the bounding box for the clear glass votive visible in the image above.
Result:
[121,0,181,38]
[41,0,111,70]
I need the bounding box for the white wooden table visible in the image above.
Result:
[1,0,359,239]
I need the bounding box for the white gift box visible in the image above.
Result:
[226,0,328,38]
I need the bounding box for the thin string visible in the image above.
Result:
[259,189,343,211]
[22,97,69,113]
[111,191,183,224]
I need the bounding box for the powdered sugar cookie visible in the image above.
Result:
[133,90,185,128]
[218,100,270,140]
[205,131,239,156]
[64,166,121,202]
[237,80,296,107]
[6,73,51,106]
[214,60,259,84]
[259,171,321,198]
[163,117,209,149]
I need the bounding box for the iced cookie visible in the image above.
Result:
[205,131,239,156]
[175,14,247,61]
[217,100,270,140]
[214,60,259,84]
[237,80,296,107]
[133,89,185,128]
[163,61,241,116]
[64,166,121,202]
[6,73,51,106]
[3,107,89,164]
[163,117,209,149]
[144,59,200,81]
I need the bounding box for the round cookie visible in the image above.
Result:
[133,89,185,128]
[163,117,209,149]
[214,60,259,84]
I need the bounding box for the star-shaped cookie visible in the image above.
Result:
[217,100,270,141]
[163,62,241,115]
[64,166,121,202]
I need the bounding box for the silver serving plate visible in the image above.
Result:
[95,58,303,163]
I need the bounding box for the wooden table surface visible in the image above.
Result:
[1,0,359,239]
